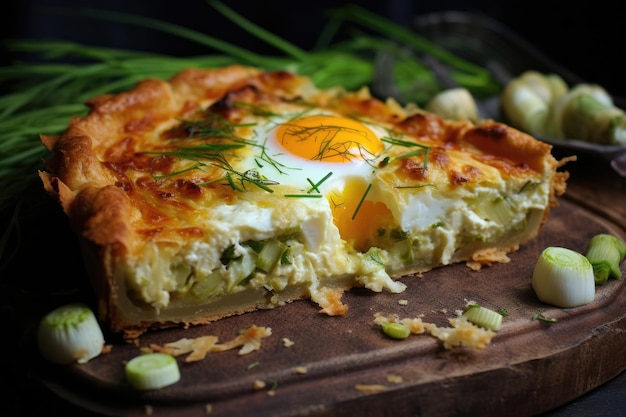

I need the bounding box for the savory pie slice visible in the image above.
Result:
[39,65,570,339]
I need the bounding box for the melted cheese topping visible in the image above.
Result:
[40,66,566,334]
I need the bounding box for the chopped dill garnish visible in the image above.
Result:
[306,172,333,194]
[254,144,296,176]
[242,169,279,185]
[381,137,430,169]
[232,100,282,117]
[149,144,277,192]
[352,183,372,220]
[147,107,291,191]
[281,121,377,163]
[147,143,246,157]
[204,169,277,192]
[153,162,203,179]
[395,184,437,190]
[532,312,557,324]
[172,110,254,141]
[283,194,324,198]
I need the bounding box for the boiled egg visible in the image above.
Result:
[237,113,395,251]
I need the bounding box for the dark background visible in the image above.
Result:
[2,1,626,416]
[2,0,626,98]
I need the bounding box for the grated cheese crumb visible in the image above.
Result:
[355,384,387,393]
[424,317,496,350]
[294,366,308,374]
[386,375,403,384]
[398,299,408,306]
[312,287,349,316]
[149,325,272,362]
[373,311,496,350]
[282,337,295,347]
[253,380,266,390]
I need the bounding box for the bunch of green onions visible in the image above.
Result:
[0,0,501,268]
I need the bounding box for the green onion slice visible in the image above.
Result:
[381,322,411,339]
[125,353,181,390]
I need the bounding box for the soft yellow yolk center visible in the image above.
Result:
[275,115,384,163]
[328,177,392,252]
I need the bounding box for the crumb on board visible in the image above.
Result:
[386,374,403,384]
[294,366,308,374]
[282,337,295,347]
[373,312,496,350]
[398,299,408,306]
[253,380,278,396]
[313,287,349,316]
[466,247,511,271]
[426,317,496,350]
[355,384,387,393]
[148,325,272,362]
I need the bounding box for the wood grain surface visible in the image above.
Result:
[25,149,626,417]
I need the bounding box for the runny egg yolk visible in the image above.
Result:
[275,115,391,252]
[327,177,393,253]
[275,115,384,163]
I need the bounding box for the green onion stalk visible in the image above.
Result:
[0,0,501,268]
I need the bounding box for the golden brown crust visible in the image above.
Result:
[39,65,569,337]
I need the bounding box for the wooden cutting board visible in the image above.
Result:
[32,152,626,417]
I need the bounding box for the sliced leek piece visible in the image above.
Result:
[125,353,181,390]
[462,304,503,331]
[560,92,626,144]
[37,303,105,364]
[585,233,626,284]
[426,87,479,122]
[517,70,554,103]
[532,247,595,308]
[381,322,411,339]
[501,78,550,136]
[256,238,285,272]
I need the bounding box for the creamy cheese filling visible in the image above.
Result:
[123,172,550,314]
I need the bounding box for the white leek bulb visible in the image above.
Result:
[426,87,479,122]
[532,247,595,308]
[517,70,554,103]
[37,303,105,364]
[501,78,549,135]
